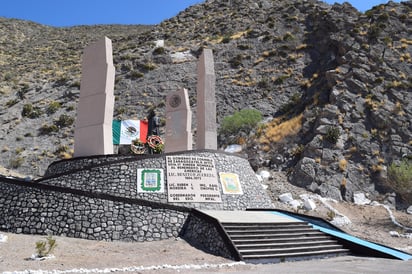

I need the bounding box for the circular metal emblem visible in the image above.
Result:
[169,94,181,108]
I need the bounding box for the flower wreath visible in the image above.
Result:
[131,138,146,154]
[147,135,164,153]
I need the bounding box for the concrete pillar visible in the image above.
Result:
[74,37,115,157]
[196,49,217,150]
[165,88,193,152]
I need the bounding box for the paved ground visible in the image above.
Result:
[194,256,412,274]
[200,210,299,223]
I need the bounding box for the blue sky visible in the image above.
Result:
[0,0,406,27]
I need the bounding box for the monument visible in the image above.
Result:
[74,37,115,157]
[164,88,193,153]
[196,49,217,150]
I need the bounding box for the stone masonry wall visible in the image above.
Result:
[41,150,274,210]
[181,212,237,260]
[0,179,189,241]
[0,150,273,253]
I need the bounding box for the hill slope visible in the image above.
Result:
[0,0,411,207]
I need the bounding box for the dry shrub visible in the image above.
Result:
[259,114,303,144]
[339,158,348,172]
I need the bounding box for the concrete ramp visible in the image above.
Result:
[269,210,412,261]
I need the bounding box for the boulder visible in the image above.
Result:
[278,193,294,203]
[303,198,317,211]
[258,170,271,180]
[289,199,302,210]
[224,144,243,153]
[331,216,351,227]
[353,192,371,205]
[290,157,317,187]
[0,234,7,243]
[407,206,412,215]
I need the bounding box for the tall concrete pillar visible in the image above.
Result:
[196,49,217,150]
[165,88,193,153]
[74,37,115,157]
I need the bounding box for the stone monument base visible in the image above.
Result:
[0,150,273,243]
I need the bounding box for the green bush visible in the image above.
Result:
[129,70,144,79]
[325,126,340,144]
[142,62,156,71]
[35,235,57,258]
[221,35,231,43]
[6,99,19,107]
[39,124,59,135]
[22,103,43,118]
[46,101,61,114]
[388,160,412,204]
[152,47,165,55]
[229,54,243,68]
[220,109,262,135]
[55,114,74,128]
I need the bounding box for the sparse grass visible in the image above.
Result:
[9,157,24,168]
[5,99,19,107]
[279,93,301,114]
[372,164,384,172]
[22,103,43,119]
[393,101,404,115]
[142,62,156,71]
[39,124,59,135]
[283,32,295,41]
[273,74,290,85]
[129,70,144,79]
[229,54,243,68]
[46,101,61,115]
[326,210,336,221]
[152,47,165,55]
[291,144,305,157]
[35,235,57,258]
[339,159,347,172]
[295,44,307,50]
[15,147,25,154]
[231,79,256,87]
[55,114,74,128]
[259,114,303,144]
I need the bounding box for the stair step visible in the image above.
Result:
[232,235,332,244]
[226,228,315,234]
[239,244,345,255]
[236,240,338,249]
[242,249,350,260]
[229,231,325,239]
[222,223,310,229]
[218,221,349,264]
[222,222,305,225]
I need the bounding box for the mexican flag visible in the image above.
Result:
[112,120,148,145]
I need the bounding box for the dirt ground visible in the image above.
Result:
[0,171,411,273]
[0,233,240,273]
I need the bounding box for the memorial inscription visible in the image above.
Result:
[166,156,221,203]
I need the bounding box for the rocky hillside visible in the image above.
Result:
[0,0,411,207]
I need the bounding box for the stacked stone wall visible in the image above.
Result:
[0,150,273,254]
[0,179,189,241]
[41,150,274,210]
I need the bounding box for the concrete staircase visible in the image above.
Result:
[222,221,350,264]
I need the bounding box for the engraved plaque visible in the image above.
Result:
[169,94,181,108]
[166,156,221,203]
